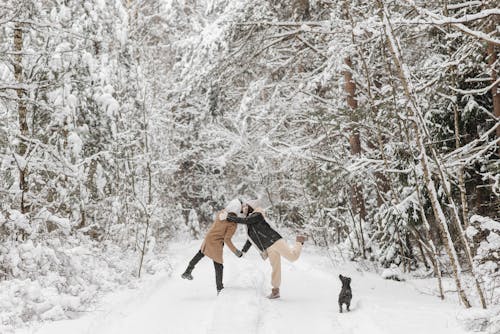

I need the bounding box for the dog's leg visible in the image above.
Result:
[346,302,350,312]
[339,301,343,313]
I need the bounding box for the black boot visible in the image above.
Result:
[181,269,193,280]
[214,262,224,295]
[182,250,204,280]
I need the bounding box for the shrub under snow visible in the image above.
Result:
[381,264,405,282]
[0,210,170,332]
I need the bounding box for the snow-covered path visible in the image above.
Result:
[18,238,471,334]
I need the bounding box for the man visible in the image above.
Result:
[226,199,307,299]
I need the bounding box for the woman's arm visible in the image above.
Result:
[241,239,252,253]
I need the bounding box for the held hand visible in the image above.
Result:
[235,249,243,258]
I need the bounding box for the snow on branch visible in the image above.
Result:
[450,77,500,95]
[444,123,500,167]
[446,1,483,10]
[403,0,500,46]
[12,19,99,42]
[470,215,500,232]
[0,83,31,91]
[234,20,327,27]
[421,8,500,24]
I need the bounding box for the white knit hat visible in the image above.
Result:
[246,199,260,210]
[225,198,242,215]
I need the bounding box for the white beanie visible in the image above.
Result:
[225,198,242,215]
[246,199,260,210]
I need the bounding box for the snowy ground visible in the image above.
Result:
[16,237,478,334]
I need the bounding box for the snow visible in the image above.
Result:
[415,7,500,25]
[16,238,476,334]
[471,215,500,232]
[458,307,500,333]
[466,225,479,238]
[0,231,169,333]
[95,92,119,118]
[95,163,107,195]
[36,209,73,235]
[409,5,500,45]
[381,264,405,281]
[5,210,32,234]
[187,209,201,237]
[67,132,83,158]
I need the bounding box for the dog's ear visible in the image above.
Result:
[347,277,351,284]
[339,274,343,280]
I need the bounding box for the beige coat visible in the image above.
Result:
[200,211,238,264]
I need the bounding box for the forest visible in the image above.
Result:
[0,0,499,331]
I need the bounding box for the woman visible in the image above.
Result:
[181,198,243,295]
[227,199,307,299]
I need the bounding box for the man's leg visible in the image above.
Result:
[213,261,224,294]
[272,239,303,262]
[182,250,205,279]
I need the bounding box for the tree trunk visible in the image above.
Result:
[344,54,367,259]
[414,174,444,300]
[450,69,470,231]
[342,1,367,221]
[487,42,500,156]
[416,236,430,270]
[419,138,471,307]
[443,1,487,308]
[427,65,487,311]
[87,159,98,200]
[377,0,471,308]
[344,57,357,111]
[344,56,367,221]
[452,98,470,233]
[483,3,500,156]
[138,214,150,278]
[14,22,29,214]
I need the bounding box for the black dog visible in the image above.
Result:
[338,274,352,313]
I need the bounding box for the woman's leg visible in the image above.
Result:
[213,261,224,293]
[271,239,303,262]
[267,247,282,289]
[182,250,205,279]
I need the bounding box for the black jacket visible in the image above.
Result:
[226,212,282,252]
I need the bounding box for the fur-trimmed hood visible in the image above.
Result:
[218,198,243,221]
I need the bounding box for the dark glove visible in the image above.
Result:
[235,249,243,258]
[226,215,238,223]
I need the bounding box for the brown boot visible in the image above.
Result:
[268,288,280,299]
[296,235,308,244]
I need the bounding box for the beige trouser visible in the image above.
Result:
[267,239,303,289]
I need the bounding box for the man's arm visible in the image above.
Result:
[242,239,252,253]
[226,212,263,225]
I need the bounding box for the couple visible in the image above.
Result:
[181,198,307,299]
